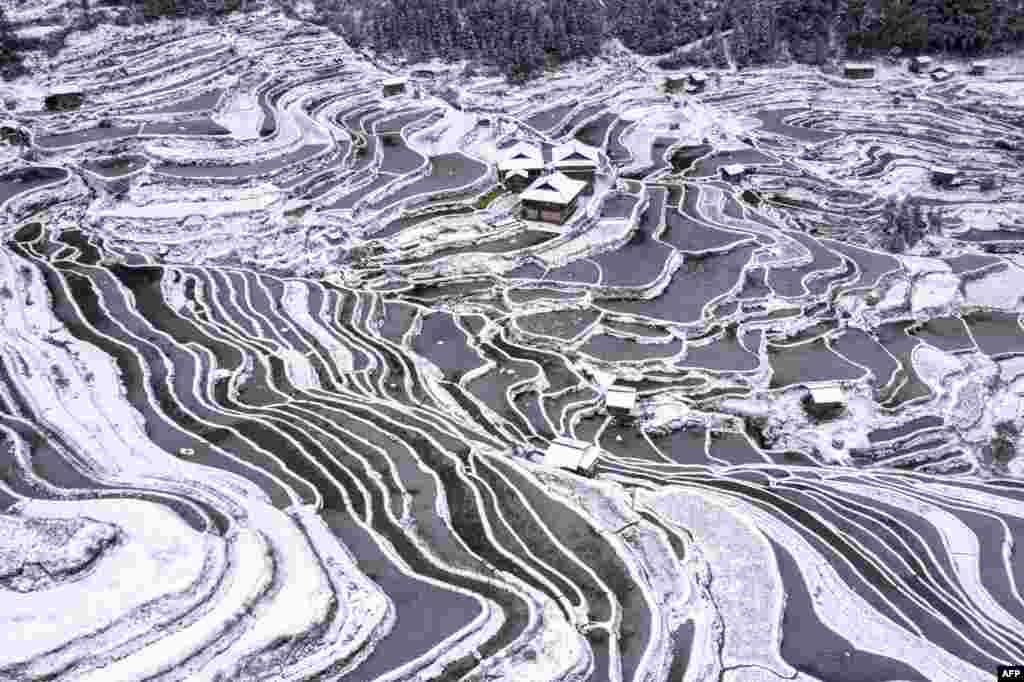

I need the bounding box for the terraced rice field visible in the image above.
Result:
[2,8,1024,682]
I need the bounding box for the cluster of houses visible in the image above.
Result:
[496,140,601,225]
[843,57,990,81]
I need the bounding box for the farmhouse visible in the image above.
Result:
[606,384,639,419]
[665,74,689,92]
[909,56,934,74]
[520,172,587,224]
[802,383,846,420]
[44,90,84,112]
[382,77,408,97]
[720,164,747,182]
[931,165,958,187]
[552,140,600,187]
[497,141,544,185]
[970,60,990,76]
[543,437,600,477]
[843,63,875,79]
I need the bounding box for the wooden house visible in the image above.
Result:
[606,384,639,419]
[552,140,600,188]
[720,164,747,183]
[497,141,544,185]
[520,172,587,224]
[665,74,689,92]
[688,71,709,92]
[543,437,599,477]
[931,166,958,187]
[44,90,84,112]
[909,56,934,74]
[844,63,875,79]
[503,169,532,192]
[802,383,846,420]
[382,77,408,97]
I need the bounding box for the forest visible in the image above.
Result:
[1,0,1024,81]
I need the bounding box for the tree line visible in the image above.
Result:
[312,0,1024,78]
[3,0,1023,83]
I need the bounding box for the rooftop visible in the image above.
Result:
[382,77,408,87]
[552,140,600,166]
[721,164,746,177]
[844,63,875,70]
[807,384,845,404]
[606,385,638,412]
[521,172,587,206]
[543,437,599,473]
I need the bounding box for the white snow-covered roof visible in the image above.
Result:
[553,140,599,167]
[498,141,544,172]
[690,71,708,82]
[971,60,991,68]
[808,384,845,404]
[382,77,408,87]
[544,437,599,473]
[844,63,875,70]
[501,141,543,162]
[721,164,746,177]
[912,56,934,65]
[931,165,957,175]
[506,168,530,179]
[606,385,637,412]
[520,172,587,206]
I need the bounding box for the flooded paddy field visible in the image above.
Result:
[3,6,1024,682]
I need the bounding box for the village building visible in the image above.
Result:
[552,140,600,188]
[970,60,990,76]
[382,77,408,97]
[930,66,954,82]
[44,90,84,112]
[909,56,934,74]
[606,384,639,419]
[543,437,600,477]
[503,169,532,192]
[497,141,545,185]
[720,164,747,183]
[520,172,587,224]
[802,383,846,420]
[665,74,689,92]
[931,165,958,187]
[688,71,708,92]
[843,63,875,79]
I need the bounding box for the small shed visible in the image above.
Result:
[931,165,958,186]
[543,437,599,477]
[520,172,587,225]
[930,66,953,82]
[970,60,990,76]
[665,74,689,92]
[382,77,408,97]
[606,384,639,419]
[802,384,846,420]
[688,71,708,91]
[909,56,934,74]
[844,63,875,79]
[44,90,84,112]
[720,164,747,183]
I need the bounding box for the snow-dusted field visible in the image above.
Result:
[2,3,1024,681]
